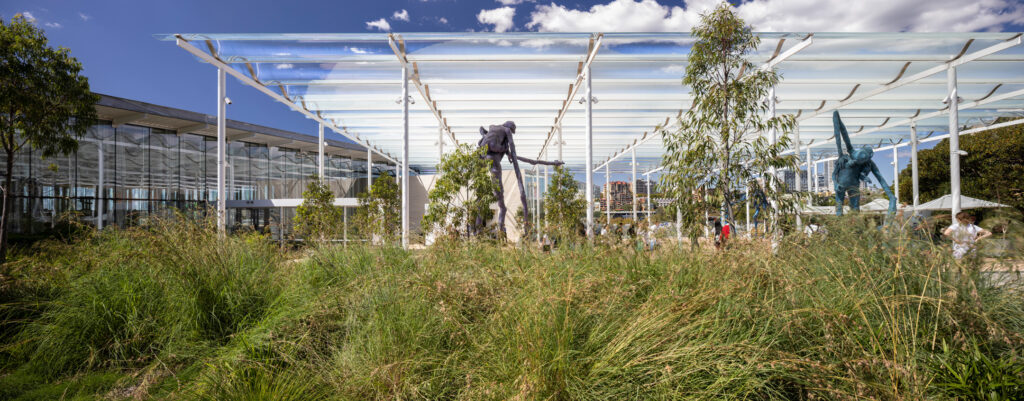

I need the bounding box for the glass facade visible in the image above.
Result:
[2,119,390,237]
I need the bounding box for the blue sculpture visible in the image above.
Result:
[831,111,896,216]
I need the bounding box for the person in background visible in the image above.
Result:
[943,211,992,260]
[713,218,724,250]
[804,217,826,237]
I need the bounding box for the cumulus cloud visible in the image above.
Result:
[365,18,391,31]
[478,6,517,32]
[78,12,91,21]
[44,22,61,28]
[497,0,534,5]
[439,17,449,24]
[392,9,410,22]
[524,0,1024,32]
[18,11,36,22]
[275,63,294,70]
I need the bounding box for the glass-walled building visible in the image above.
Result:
[2,93,394,237]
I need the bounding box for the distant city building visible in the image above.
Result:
[601,181,633,211]
[635,179,655,195]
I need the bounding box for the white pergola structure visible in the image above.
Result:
[161,31,1024,247]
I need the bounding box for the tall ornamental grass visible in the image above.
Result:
[1,215,1022,400]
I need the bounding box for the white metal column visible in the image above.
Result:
[910,123,920,209]
[216,68,227,237]
[584,67,594,240]
[543,162,549,231]
[891,147,899,205]
[767,87,778,237]
[605,164,611,225]
[535,170,541,242]
[793,126,802,230]
[947,67,961,222]
[631,149,637,221]
[557,125,563,162]
[438,125,444,164]
[401,65,410,249]
[366,148,373,191]
[97,139,104,231]
[806,147,813,193]
[645,174,652,221]
[318,123,325,180]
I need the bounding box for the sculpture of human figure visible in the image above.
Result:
[831,111,896,216]
[479,121,563,235]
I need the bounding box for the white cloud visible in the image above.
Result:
[19,11,36,22]
[439,17,449,24]
[478,6,516,32]
[347,46,368,54]
[392,9,410,22]
[44,22,61,28]
[524,0,1024,32]
[78,12,90,21]
[497,0,534,5]
[365,18,391,31]
[275,63,294,69]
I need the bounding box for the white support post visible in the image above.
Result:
[216,68,227,238]
[366,148,372,190]
[584,67,594,240]
[806,147,813,194]
[557,125,563,162]
[675,207,682,244]
[794,126,802,230]
[645,174,652,221]
[631,149,637,221]
[543,161,549,231]
[401,65,410,249]
[97,139,104,231]
[745,186,751,236]
[891,146,899,205]
[767,87,779,241]
[947,67,961,223]
[343,207,348,247]
[910,123,920,209]
[536,171,541,242]
[438,125,444,164]
[605,164,611,226]
[318,123,325,181]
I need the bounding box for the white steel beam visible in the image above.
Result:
[949,67,961,222]
[388,34,458,145]
[175,37,397,165]
[539,33,604,159]
[217,68,227,237]
[910,123,919,209]
[593,35,814,172]
[585,66,595,240]
[318,123,325,180]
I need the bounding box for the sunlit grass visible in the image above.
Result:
[1,216,1022,400]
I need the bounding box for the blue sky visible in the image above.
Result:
[4,0,1024,186]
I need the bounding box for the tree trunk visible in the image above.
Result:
[0,152,14,266]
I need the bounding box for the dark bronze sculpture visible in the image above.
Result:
[479,121,563,235]
[831,111,896,216]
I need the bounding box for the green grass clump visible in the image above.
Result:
[1,215,1023,400]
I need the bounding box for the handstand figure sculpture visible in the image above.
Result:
[831,111,896,216]
[479,121,563,235]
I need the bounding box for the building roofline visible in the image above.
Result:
[94,93,369,154]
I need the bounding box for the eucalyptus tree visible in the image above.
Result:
[660,3,796,236]
[543,166,586,238]
[0,15,98,263]
[294,176,344,243]
[422,144,499,239]
[354,171,400,243]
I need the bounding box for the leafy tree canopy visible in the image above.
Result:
[294,176,343,243]
[543,166,585,237]
[354,171,400,243]
[1,15,98,262]
[422,144,498,240]
[899,119,1024,214]
[660,3,796,236]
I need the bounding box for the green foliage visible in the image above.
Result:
[660,3,797,237]
[422,144,498,239]
[354,171,400,243]
[899,119,1024,214]
[2,216,1024,399]
[0,15,99,262]
[293,176,343,243]
[931,340,1024,400]
[544,166,585,237]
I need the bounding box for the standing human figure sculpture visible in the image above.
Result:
[831,111,896,216]
[479,121,563,235]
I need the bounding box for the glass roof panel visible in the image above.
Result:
[158,31,1024,172]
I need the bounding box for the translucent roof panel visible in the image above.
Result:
[158,31,1024,173]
